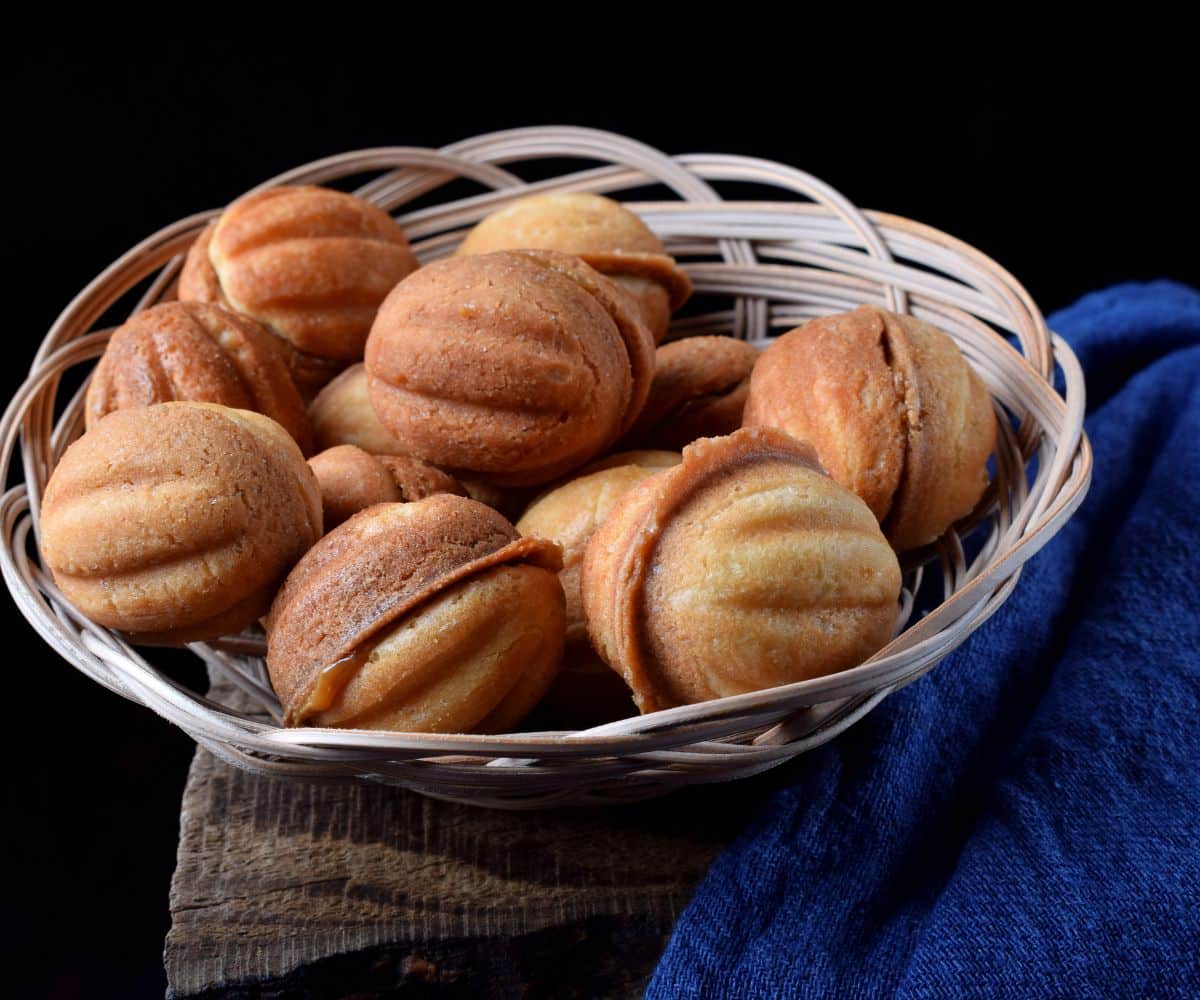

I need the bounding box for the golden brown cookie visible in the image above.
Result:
[180,224,347,399]
[309,446,468,531]
[518,452,683,727]
[457,191,692,343]
[364,250,655,487]
[518,454,681,642]
[578,450,683,476]
[86,301,313,454]
[622,336,760,450]
[308,364,528,517]
[581,428,902,713]
[744,305,996,551]
[307,445,401,530]
[376,454,466,503]
[40,403,322,643]
[266,496,565,734]
[179,186,419,395]
[309,363,406,454]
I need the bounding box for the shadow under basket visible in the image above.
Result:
[0,127,1091,808]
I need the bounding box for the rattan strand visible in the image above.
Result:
[0,127,1091,807]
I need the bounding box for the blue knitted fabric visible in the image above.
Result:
[647,282,1200,998]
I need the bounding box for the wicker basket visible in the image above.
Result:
[0,127,1091,808]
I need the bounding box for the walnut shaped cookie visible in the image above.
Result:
[581,428,902,713]
[41,403,321,643]
[457,191,692,342]
[179,185,419,395]
[745,305,996,551]
[267,496,565,734]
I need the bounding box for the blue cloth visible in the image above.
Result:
[648,282,1200,998]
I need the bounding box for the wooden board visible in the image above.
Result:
[164,678,753,997]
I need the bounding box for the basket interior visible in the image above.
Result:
[0,127,1091,806]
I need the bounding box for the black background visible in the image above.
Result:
[3,16,1194,999]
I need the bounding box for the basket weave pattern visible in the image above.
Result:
[0,127,1091,807]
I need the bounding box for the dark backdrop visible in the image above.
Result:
[3,16,1193,999]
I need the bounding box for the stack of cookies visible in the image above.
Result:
[40,186,997,734]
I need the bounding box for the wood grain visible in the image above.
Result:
[164,678,748,997]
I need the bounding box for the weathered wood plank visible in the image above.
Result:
[172,915,671,998]
[165,679,747,997]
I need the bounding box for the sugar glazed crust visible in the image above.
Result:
[744,305,996,551]
[266,496,565,733]
[86,301,313,454]
[456,191,692,343]
[622,336,760,450]
[179,186,419,395]
[581,428,902,713]
[364,250,656,487]
[40,403,322,643]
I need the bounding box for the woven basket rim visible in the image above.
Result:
[0,126,1092,806]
